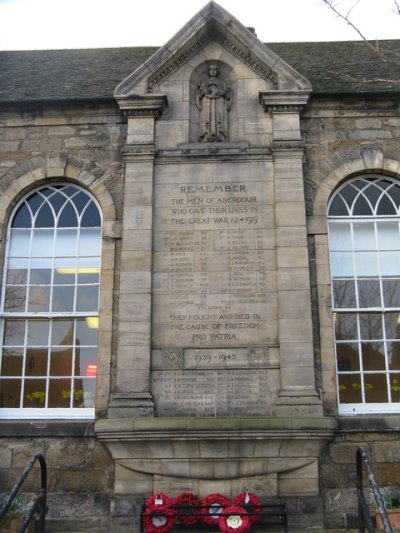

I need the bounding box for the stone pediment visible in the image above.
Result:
[114,1,311,98]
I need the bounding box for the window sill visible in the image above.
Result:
[338,415,400,432]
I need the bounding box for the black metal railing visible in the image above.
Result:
[356,446,391,533]
[0,452,47,533]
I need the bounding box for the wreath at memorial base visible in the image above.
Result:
[218,505,251,533]
[144,493,173,508]
[201,493,231,525]
[143,503,176,533]
[173,492,202,525]
[232,492,262,523]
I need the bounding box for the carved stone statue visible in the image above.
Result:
[196,64,231,142]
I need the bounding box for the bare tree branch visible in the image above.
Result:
[321,0,400,81]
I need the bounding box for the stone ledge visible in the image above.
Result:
[0,420,94,437]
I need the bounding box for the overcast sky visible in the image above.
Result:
[0,0,398,51]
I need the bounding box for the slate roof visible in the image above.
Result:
[0,40,399,104]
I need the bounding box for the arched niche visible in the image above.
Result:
[189,60,238,143]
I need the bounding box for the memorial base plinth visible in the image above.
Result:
[97,416,336,529]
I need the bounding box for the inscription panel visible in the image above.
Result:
[152,168,277,416]
[152,368,272,417]
[153,178,277,348]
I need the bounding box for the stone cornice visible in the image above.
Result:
[95,416,337,442]
[115,94,168,118]
[259,91,311,114]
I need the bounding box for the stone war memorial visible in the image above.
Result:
[1,1,400,531]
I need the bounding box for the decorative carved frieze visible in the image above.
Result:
[115,94,168,118]
[148,37,212,92]
[259,91,311,114]
[146,35,279,92]
[266,104,304,114]
[221,38,278,88]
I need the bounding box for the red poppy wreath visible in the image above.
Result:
[232,492,262,523]
[218,505,251,533]
[173,492,202,525]
[144,493,173,508]
[143,503,176,533]
[201,493,230,525]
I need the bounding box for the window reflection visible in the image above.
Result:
[336,343,360,371]
[334,313,358,340]
[0,379,21,407]
[333,280,356,308]
[338,374,362,403]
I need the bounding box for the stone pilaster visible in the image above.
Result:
[261,91,322,415]
[109,94,168,417]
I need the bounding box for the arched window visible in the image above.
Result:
[0,184,101,418]
[328,175,400,414]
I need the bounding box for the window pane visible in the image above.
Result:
[385,313,400,340]
[34,202,54,228]
[364,374,388,403]
[359,314,383,340]
[27,320,49,345]
[78,229,101,256]
[76,318,98,345]
[30,258,52,284]
[51,286,75,312]
[51,320,74,345]
[383,279,400,308]
[58,203,78,228]
[337,343,359,371]
[12,204,32,228]
[329,222,352,250]
[390,374,400,402]
[377,222,400,250]
[4,286,26,312]
[31,230,54,256]
[380,251,400,277]
[50,348,73,376]
[353,222,375,250]
[55,229,78,257]
[330,251,354,277]
[76,286,99,312]
[54,258,76,284]
[25,347,48,376]
[4,320,25,345]
[358,280,381,308]
[75,347,97,377]
[7,258,28,284]
[9,230,30,256]
[48,378,70,407]
[23,379,46,407]
[81,202,101,227]
[28,286,50,312]
[334,313,358,340]
[355,251,379,276]
[388,342,400,370]
[1,348,24,376]
[333,280,356,308]
[0,379,21,407]
[361,342,385,370]
[80,378,96,407]
[338,374,362,403]
[77,268,100,285]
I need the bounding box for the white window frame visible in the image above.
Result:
[328,175,400,415]
[0,184,102,419]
